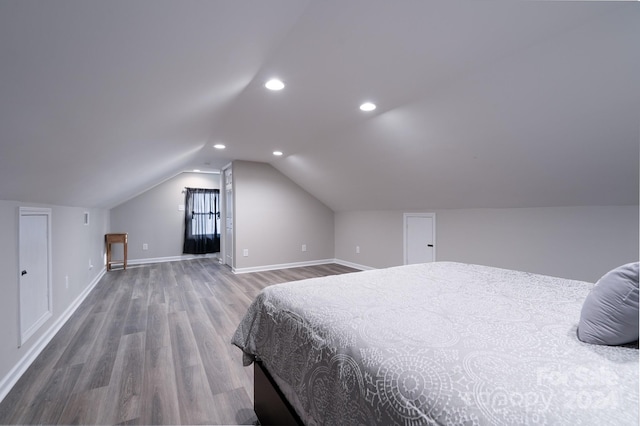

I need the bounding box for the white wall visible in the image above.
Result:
[233,161,334,271]
[0,200,108,400]
[334,210,403,269]
[335,206,639,282]
[110,172,220,262]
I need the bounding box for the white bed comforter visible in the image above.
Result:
[232,262,639,425]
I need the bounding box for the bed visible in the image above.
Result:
[232,262,639,425]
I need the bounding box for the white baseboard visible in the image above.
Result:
[233,258,339,274]
[332,259,376,271]
[0,267,106,403]
[232,258,375,274]
[127,253,219,267]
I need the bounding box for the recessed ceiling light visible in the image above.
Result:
[273,151,283,156]
[213,144,226,149]
[359,102,376,112]
[265,79,285,91]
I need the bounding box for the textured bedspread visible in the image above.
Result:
[232,262,639,425]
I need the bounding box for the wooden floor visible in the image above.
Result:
[0,260,358,425]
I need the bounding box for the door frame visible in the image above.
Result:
[18,206,53,347]
[221,164,234,268]
[403,212,436,265]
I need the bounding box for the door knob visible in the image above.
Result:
[427,244,433,247]
[21,270,27,276]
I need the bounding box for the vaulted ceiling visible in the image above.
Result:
[0,0,638,211]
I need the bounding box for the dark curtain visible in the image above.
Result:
[183,187,220,254]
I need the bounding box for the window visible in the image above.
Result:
[183,188,220,254]
[190,191,219,236]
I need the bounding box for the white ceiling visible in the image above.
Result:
[0,0,638,211]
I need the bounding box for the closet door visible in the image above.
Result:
[19,207,53,346]
[404,213,436,265]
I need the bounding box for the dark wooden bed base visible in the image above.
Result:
[254,361,302,425]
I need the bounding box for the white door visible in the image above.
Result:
[19,207,53,346]
[404,213,436,265]
[224,167,234,267]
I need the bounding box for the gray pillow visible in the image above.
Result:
[577,262,639,345]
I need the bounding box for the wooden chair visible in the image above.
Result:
[105,233,128,271]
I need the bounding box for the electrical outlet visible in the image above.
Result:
[243,249,249,257]
[356,245,360,254]
[302,244,307,252]
[143,243,148,250]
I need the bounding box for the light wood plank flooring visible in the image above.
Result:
[0,260,358,425]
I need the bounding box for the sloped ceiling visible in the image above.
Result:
[0,0,638,211]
